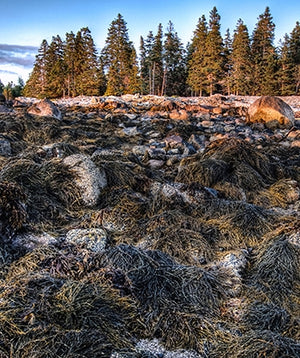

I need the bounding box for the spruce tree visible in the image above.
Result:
[187,15,208,96]
[44,35,65,98]
[289,21,300,93]
[151,24,164,95]
[75,27,103,96]
[223,28,233,95]
[64,31,77,97]
[144,31,155,94]
[203,7,224,95]
[102,14,139,95]
[128,46,141,94]
[251,7,278,94]
[23,39,48,98]
[162,21,186,96]
[231,19,252,95]
[139,36,149,94]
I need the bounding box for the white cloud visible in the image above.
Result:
[0,64,31,85]
[0,44,37,84]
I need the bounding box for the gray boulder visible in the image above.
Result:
[63,154,107,207]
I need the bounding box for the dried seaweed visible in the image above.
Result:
[249,235,300,304]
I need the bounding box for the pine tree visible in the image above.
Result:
[187,15,208,96]
[23,39,48,98]
[44,35,65,98]
[251,7,278,94]
[102,14,139,95]
[231,19,252,95]
[203,7,224,95]
[289,21,300,93]
[162,21,187,96]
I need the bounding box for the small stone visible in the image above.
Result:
[12,232,57,251]
[65,228,107,252]
[147,148,166,160]
[164,134,183,148]
[201,120,214,127]
[291,139,300,148]
[188,134,205,150]
[169,109,189,120]
[132,145,148,156]
[0,138,11,156]
[148,159,165,169]
[212,106,223,115]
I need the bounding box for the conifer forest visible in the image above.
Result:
[22,7,300,99]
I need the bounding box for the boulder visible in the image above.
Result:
[246,96,295,128]
[63,154,107,207]
[28,98,62,120]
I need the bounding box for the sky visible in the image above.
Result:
[0,0,299,85]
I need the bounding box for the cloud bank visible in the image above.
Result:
[0,44,38,68]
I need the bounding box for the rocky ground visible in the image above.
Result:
[0,94,299,357]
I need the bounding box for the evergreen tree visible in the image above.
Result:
[251,7,278,94]
[44,35,65,98]
[102,14,139,95]
[75,27,104,96]
[162,21,187,96]
[223,28,233,95]
[231,19,252,95]
[151,24,164,95]
[203,7,224,95]
[64,31,77,96]
[139,36,149,94]
[289,21,300,93]
[187,15,208,96]
[128,46,141,94]
[23,39,48,98]
[144,31,155,94]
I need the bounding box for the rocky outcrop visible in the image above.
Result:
[28,98,62,120]
[246,96,295,128]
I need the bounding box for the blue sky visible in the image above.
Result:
[0,0,299,84]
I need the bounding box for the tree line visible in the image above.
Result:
[22,7,300,98]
